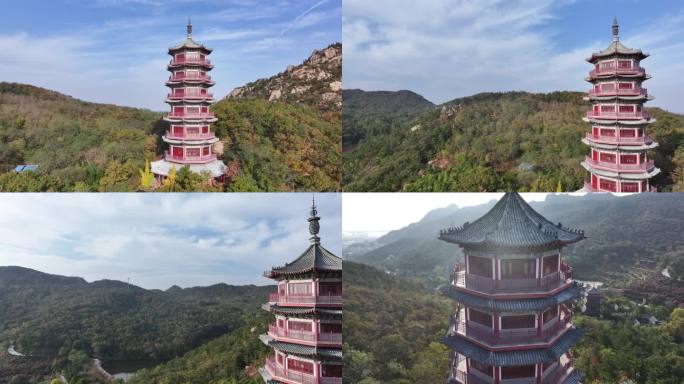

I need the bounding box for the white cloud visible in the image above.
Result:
[343,0,684,113]
[0,193,342,289]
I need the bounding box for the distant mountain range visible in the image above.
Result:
[345,193,684,293]
[0,43,341,192]
[342,89,684,192]
[0,266,272,383]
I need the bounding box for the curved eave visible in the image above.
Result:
[586,50,648,63]
[585,73,650,82]
[269,340,343,361]
[582,117,654,125]
[166,80,216,86]
[168,63,214,70]
[581,162,661,179]
[441,282,583,312]
[165,97,215,104]
[584,95,653,102]
[163,117,219,123]
[444,327,584,366]
[264,267,342,279]
[439,237,584,254]
[269,304,343,318]
[162,136,219,145]
[581,137,658,151]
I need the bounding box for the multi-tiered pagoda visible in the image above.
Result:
[439,192,584,384]
[151,20,227,182]
[582,18,660,192]
[260,199,343,384]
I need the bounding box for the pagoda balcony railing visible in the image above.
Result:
[453,270,568,294]
[269,292,343,305]
[589,66,645,77]
[452,367,569,384]
[167,93,214,100]
[166,112,216,119]
[584,133,653,145]
[165,131,216,140]
[169,58,213,66]
[168,73,213,82]
[163,151,217,164]
[452,315,572,346]
[588,87,647,97]
[268,324,342,344]
[584,156,655,172]
[584,181,657,193]
[585,110,651,120]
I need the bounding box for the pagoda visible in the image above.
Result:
[582,18,660,192]
[259,198,343,384]
[151,19,227,182]
[439,192,584,384]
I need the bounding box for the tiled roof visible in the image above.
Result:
[563,370,583,384]
[169,37,212,52]
[269,340,342,360]
[439,192,584,251]
[270,305,342,317]
[588,40,647,61]
[443,327,584,366]
[442,282,583,312]
[266,243,342,277]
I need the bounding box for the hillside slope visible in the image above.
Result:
[342,90,684,192]
[0,266,273,383]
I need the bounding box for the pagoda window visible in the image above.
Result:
[321,323,342,333]
[288,359,313,374]
[175,53,185,61]
[201,106,208,113]
[202,125,209,133]
[470,360,493,378]
[618,82,633,89]
[173,88,184,96]
[277,353,284,365]
[592,126,600,136]
[600,105,615,112]
[468,255,492,278]
[186,148,200,158]
[187,70,199,78]
[322,364,342,377]
[621,182,639,193]
[599,178,617,192]
[620,154,638,164]
[173,106,183,115]
[542,306,558,324]
[172,147,183,157]
[501,365,536,379]
[186,51,199,60]
[288,282,312,295]
[599,61,614,69]
[320,282,342,295]
[599,128,615,137]
[618,60,633,69]
[501,314,535,329]
[599,152,616,163]
[288,321,312,332]
[641,181,647,192]
[186,106,200,115]
[202,147,210,156]
[542,254,559,276]
[592,149,598,161]
[601,83,615,91]
[619,105,635,113]
[187,126,200,135]
[278,319,284,328]
[591,174,598,189]
[619,129,636,137]
[468,309,493,328]
[501,259,535,279]
[172,125,183,135]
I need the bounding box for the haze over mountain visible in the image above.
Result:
[342,89,684,192]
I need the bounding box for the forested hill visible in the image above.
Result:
[0,266,273,383]
[342,90,684,192]
[0,43,342,192]
[346,193,684,295]
[344,262,684,384]
[342,89,434,148]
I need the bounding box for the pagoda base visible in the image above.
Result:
[151,158,227,178]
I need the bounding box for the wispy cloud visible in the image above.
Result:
[343,0,684,113]
[0,194,342,289]
[281,0,331,36]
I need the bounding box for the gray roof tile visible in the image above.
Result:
[442,282,583,312]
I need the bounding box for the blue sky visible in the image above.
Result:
[344,0,684,113]
[0,193,342,289]
[0,0,341,110]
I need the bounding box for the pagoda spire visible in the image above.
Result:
[308,194,321,244]
[612,17,619,41]
[187,18,193,37]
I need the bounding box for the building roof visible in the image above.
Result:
[14,164,38,172]
[269,340,342,360]
[265,198,342,278]
[439,192,585,252]
[443,327,584,366]
[442,282,583,313]
[169,19,212,53]
[562,370,583,384]
[588,18,648,62]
